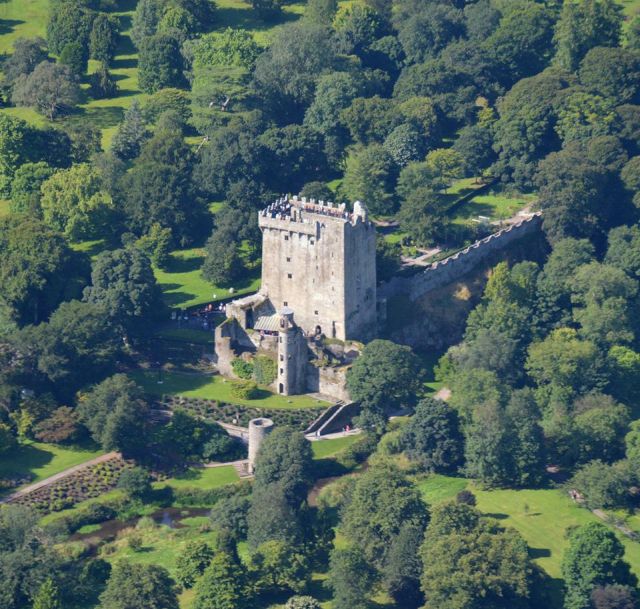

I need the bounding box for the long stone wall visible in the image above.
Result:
[378,213,543,302]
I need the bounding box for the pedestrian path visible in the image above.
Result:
[0,451,119,504]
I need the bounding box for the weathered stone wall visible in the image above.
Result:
[259,198,377,342]
[306,365,351,402]
[381,222,548,350]
[378,213,543,303]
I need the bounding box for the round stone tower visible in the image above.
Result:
[277,307,296,395]
[248,417,274,474]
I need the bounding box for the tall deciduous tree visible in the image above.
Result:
[193,552,248,609]
[15,301,117,402]
[562,523,636,609]
[0,216,88,325]
[122,127,209,245]
[84,246,163,337]
[554,0,623,72]
[253,22,336,119]
[40,164,113,241]
[347,339,423,418]
[138,33,185,93]
[341,464,429,569]
[99,562,179,609]
[77,374,149,456]
[400,397,463,473]
[327,547,377,609]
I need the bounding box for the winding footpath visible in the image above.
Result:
[0,451,119,505]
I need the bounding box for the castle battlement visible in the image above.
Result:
[259,196,370,230]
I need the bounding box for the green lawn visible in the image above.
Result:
[154,465,240,490]
[0,200,10,217]
[0,0,142,148]
[101,516,219,577]
[154,248,261,309]
[311,435,360,459]
[130,369,328,409]
[0,0,49,54]
[0,441,103,490]
[451,186,537,225]
[417,475,640,594]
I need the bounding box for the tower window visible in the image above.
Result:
[280,368,284,374]
[314,310,318,315]
[284,235,289,241]
[283,301,288,306]
[280,355,284,361]
[287,273,292,279]
[310,239,314,245]
[286,257,291,262]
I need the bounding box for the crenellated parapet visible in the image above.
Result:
[378,212,543,302]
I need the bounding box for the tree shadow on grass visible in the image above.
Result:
[172,468,203,481]
[483,512,509,520]
[215,6,299,32]
[107,0,138,13]
[0,444,53,479]
[0,19,24,36]
[529,547,551,559]
[165,254,205,274]
[161,290,202,307]
[111,57,138,70]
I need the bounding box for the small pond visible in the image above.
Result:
[70,507,210,542]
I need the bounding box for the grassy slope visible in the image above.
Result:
[417,475,640,595]
[0,441,103,490]
[310,434,360,459]
[154,465,240,490]
[154,247,261,309]
[101,516,219,576]
[130,369,329,409]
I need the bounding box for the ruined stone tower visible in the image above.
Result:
[258,196,377,342]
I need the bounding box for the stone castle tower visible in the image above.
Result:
[259,196,377,342]
[215,195,377,397]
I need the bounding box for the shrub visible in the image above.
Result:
[117,467,152,500]
[253,355,277,385]
[230,380,260,400]
[232,358,254,380]
[202,434,242,462]
[127,531,144,551]
[337,434,378,470]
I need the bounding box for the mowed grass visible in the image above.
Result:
[417,474,640,593]
[0,0,143,147]
[154,465,240,490]
[101,516,219,577]
[154,248,261,309]
[130,369,328,409]
[0,199,10,217]
[0,441,103,490]
[0,0,49,53]
[310,434,360,459]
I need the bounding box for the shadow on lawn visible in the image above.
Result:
[165,253,204,274]
[0,444,54,478]
[216,6,299,32]
[112,57,138,70]
[160,289,202,307]
[0,19,24,36]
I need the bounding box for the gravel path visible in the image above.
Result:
[0,451,119,504]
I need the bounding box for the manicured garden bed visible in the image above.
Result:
[9,455,133,514]
[157,394,326,430]
[0,441,103,493]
